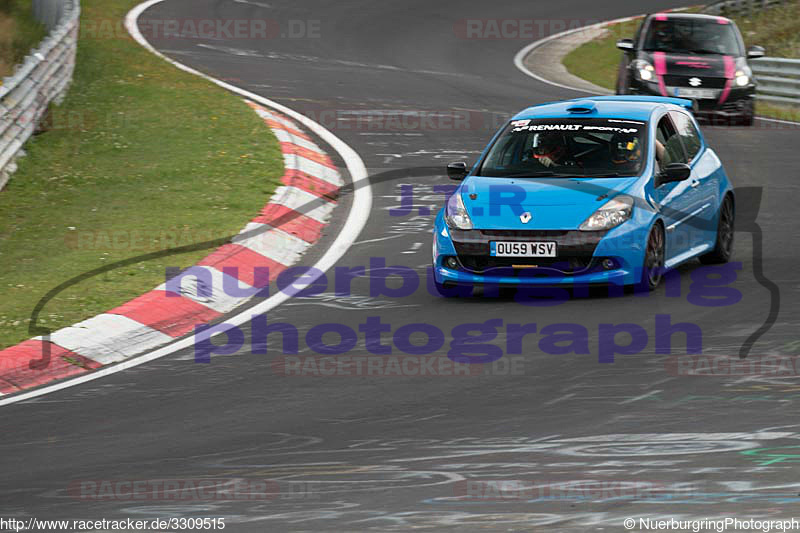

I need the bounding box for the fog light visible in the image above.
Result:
[602,258,615,270]
[445,257,459,269]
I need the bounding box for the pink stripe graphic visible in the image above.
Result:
[718,55,735,104]
[652,52,669,96]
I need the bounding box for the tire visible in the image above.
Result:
[637,223,666,292]
[699,195,734,264]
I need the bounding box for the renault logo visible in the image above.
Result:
[689,77,702,87]
[520,212,532,224]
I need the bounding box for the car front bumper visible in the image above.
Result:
[628,78,755,122]
[432,212,650,288]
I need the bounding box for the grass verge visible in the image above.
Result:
[562,5,800,122]
[733,2,800,58]
[561,18,640,92]
[0,0,48,78]
[0,0,284,349]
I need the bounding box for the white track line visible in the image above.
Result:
[512,11,798,126]
[512,15,639,93]
[0,0,371,407]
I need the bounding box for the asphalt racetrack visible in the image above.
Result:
[2,0,800,531]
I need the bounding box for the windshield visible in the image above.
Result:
[478,118,648,178]
[643,18,741,55]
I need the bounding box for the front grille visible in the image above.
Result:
[450,229,606,257]
[720,100,747,112]
[449,229,610,276]
[694,99,747,114]
[663,75,727,89]
[458,255,605,276]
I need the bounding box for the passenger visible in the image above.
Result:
[610,131,644,173]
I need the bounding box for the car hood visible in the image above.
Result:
[641,50,736,78]
[461,176,638,230]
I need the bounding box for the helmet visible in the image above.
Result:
[610,132,642,164]
[651,20,673,45]
[534,132,567,163]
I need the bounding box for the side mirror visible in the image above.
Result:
[616,38,634,52]
[747,45,765,59]
[447,162,469,181]
[659,162,691,185]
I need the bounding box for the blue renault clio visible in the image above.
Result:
[432,95,735,295]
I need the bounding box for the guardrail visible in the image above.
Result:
[0,0,80,190]
[751,58,800,107]
[705,0,789,16]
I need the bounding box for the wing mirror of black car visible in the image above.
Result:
[659,163,691,186]
[616,38,634,52]
[747,45,765,59]
[447,162,469,181]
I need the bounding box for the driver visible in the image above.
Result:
[533,131,573,168]
[650,20,675,49]
[650,19,690,51]
[610,131,643,172]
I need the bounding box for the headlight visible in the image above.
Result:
[579,195,634,231]
[734,70,750,87]
[633,60,655,82]
[445,192,473,230]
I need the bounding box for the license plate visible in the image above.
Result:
[491,241,557,257]
[674,87,716,99]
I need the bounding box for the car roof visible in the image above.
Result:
[511,96,693,123]
[646,12,734,24]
